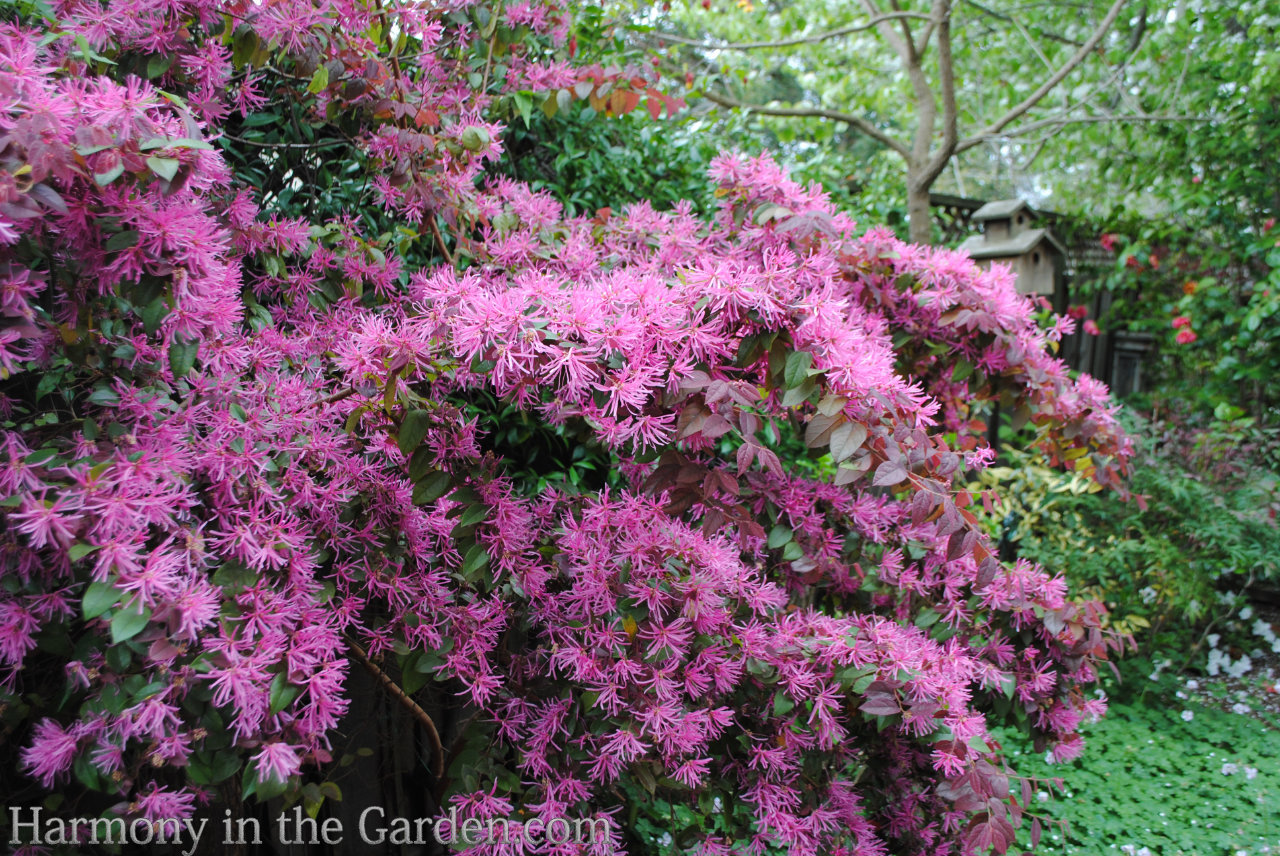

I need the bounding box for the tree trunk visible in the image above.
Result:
[906,176,933,246]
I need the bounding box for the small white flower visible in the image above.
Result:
[1233,702,1251,715]
[1240,606,1253,620]
[1176,691,1187,699]
[1181,710,1194,722]
[1037,790,1049,802]
[1140,586,1157,604]
[1246,767,1259,780]
[1222,762,1239,775]
[1208,633,1221,648]
[1186,679,1200,690]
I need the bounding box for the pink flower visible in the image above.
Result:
[1176,329,1197,345]
[1099,233,1119,252]
[1172,315,1191,329]
[1083,320,1100,336]
[1066,305,1088,320]
[20,719,80,787]
[253,741,303,784]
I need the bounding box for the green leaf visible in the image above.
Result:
[513,91,534,128]
[459,126,489,152]
[82,580,119,619]
[767,524,793,549]
[269,672,301,715]
[412,470,451,504]
[456,503,489,529]
[140,136,213,151]
[461,543,490,578]
[398,409,432,456]
[772,691,795,717]
[783,350,813,388]
[110,603,151,643]
[914,609,940,629]
[307,64,330,94]
[146,54,173,79]
[94,162,126,186]
[140,297,168,334]
[104,230,140,252]
[145,156,180,182]
[68,542,99,562]
[169,337,199,379]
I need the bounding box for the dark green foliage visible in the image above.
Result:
[499,105,720,216]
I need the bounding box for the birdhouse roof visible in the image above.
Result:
[958,227,1065,260]
[971,199,1034,222]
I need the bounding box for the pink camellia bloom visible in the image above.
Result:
[1083,320,1100,336]
[1067,304,1089,320]
[1176,329,1198,345]
[1172,315,1192,329]
[1099,233,1119,252]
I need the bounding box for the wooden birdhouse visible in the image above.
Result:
[958,199,1065,297]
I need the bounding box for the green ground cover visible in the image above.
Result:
[1001,675,1280,855]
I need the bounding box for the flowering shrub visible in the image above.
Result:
[0,1,1132,854]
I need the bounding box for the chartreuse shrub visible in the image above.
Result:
[969,415,1279,652]
[0,0,1135,853]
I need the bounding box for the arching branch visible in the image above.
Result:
[654,11,931,51]
[957,0,1128,153]
[703,91,910,157]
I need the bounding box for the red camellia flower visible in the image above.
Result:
[1265,218,1276,234]
[1172,315,1192,329]
[1067,304,1089,320]
[1176,328,1198,344]
[1099,233,1119,252]
[1124,256,1143,271]
[1083,320,1100,336]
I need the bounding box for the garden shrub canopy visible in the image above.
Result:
[0,0,1134,853]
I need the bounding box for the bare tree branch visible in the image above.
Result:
[702,90,910,156]
[859,0,915,64]
[983,111,1211,143]
[345,635,445,780]
[921,1,959,186]
[654,11,931,51]
[888,0,921,60]
[957,0,1128,153]
[960,0,1084,46]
